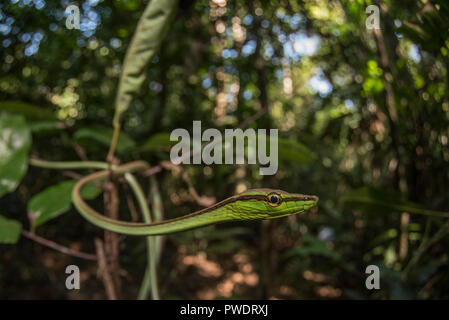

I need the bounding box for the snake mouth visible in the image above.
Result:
[293,195,318,212]
[281,194,319,211]
[266,196,318,220]
[266,209,312,219]
[286,194,319,203]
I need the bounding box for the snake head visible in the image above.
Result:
[232,189,318,220]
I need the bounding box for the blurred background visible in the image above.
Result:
[1,0,449,299]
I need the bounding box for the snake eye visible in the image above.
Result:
[267,192,282,207]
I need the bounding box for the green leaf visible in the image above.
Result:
[276,137,315,165]
[139,132,177,152]
[341,186,449,218]
[0,101,55,121]
[29,121,64,133]
[0,215,22,244]
[29,180,101,227]
[74,126,136,154]
[113,0,179,124]
[0,113,32,198]
[80,183,102,200]
[0,102,61,134]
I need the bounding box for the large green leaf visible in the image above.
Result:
[29,121,65,133]
[113,0,179,124]
[0,113,32,197]
[0,215,22,244]
[139,132,177,152]
[276,137,315,165]
[29,180,101,227]
[0,102,61,134]
[341,186,449,218]
[0,101,55,121]
[74,126,136,154]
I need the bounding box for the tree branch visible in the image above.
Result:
[21,230,97,261]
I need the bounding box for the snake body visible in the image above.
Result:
[72,161,318,236]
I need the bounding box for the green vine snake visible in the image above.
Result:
[69,160,319,236]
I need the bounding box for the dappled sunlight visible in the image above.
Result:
[315,285,342,298]
[180,252,224,278]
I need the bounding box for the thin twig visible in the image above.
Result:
[29,157,109,170]
[95,238,117,300]
[103,180,122,298]
[237,106,268,130]
[123,182,140,222]
[403,220,449,276]
[159,161,216,207]
[107,123,121,162]
[142,165,162,177]
[72,141,89,162]
[21,230,97,261]
[61,170,83,180]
